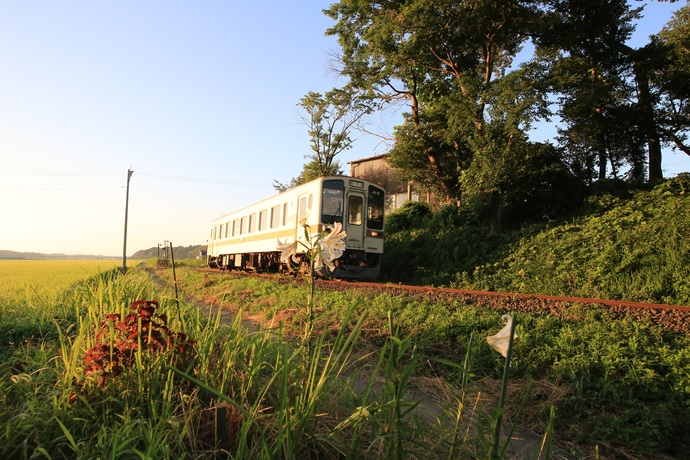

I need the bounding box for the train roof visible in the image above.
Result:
[210,175,381,223]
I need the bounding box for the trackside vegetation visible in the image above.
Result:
[382,174,690,305]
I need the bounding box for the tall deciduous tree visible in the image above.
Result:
[652,3,690,161]
[273,88,372,192]
[534,0,643,183]
[325,0,541,204]
[625,41,664,183]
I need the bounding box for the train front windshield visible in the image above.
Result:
[322,179,344,224]
[322,179,384,231]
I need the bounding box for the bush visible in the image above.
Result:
[385,201,433,233]
[382,175,690,304]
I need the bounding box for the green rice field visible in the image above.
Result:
[0,259,119,305]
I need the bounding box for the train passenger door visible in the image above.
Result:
[345,191,365,249]
[209,225,217,256]
[296,192,311,245]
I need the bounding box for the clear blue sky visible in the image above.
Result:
[1,1,688,256]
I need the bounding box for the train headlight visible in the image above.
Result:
[366,230,383,238]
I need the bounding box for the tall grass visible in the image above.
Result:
[3,263,527,459]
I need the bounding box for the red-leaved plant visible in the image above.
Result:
[82,300,196,387]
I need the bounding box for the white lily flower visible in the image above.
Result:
[320,222,346,260]
[312,249,335,271]
[277,223,346,271]
[277,239,299,264]
[486,314,516,358]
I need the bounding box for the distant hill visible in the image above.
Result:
[0,249,119,260]
[0,245,206,261]
[131,244,206,260]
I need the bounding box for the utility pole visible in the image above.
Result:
[122,169,134,272]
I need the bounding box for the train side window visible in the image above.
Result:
[249,213,257,233]
[308,194,313,209]
[282,202,288,226]
[224,223,229,238]
[240,217,245,235]
[259,209,268,231]
[367,186,385,230]
[232,219,239,236]
[270,205,280,228]
[348,195,363,225]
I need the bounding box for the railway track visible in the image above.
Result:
[323,279,690,334]
[199,267,690,333]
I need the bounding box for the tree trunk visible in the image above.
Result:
[408,91,456,201]
[596,111,608,180]
[489,190,503,237]
[632,55,663,183]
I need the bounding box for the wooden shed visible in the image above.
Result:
[348,154,434,212]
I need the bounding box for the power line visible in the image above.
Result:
[0,170,272,187]
[0,170,121,176]
[0,186,121,191]
[136,172,271,187]
[132,185,266,200]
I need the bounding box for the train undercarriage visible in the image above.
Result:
[207,249,380,279]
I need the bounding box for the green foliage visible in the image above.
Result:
[384,201,433,233]
[383,175,690,305]
[4,257,690,458]
[326,0,541,202]
[2,261,518,459]
[469,174,690,304]
[516,307,690,453]
[653,3,690,156]
[274,88,371,191]
[170,266,690,457]
[381,201,524,286]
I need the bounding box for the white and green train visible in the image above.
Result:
[207,176,385,279]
